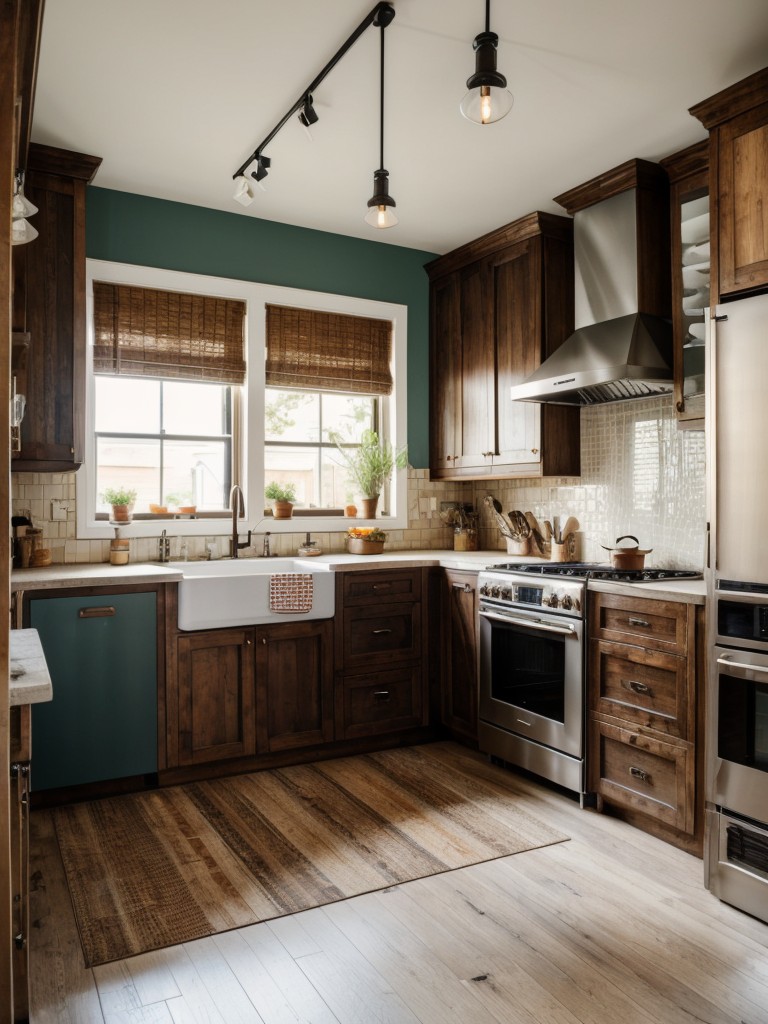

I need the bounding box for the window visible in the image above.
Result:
[264,388,377,509]
[79,261,408,538]
[94,377,232,516]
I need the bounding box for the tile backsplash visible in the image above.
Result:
[11,396,706,569]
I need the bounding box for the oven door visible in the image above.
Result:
[712,645,768,823]
[478,602,583,758]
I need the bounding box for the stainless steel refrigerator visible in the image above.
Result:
[706,293,768,924]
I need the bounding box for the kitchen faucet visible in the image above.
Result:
[229,484,252,558]
[158,529,170,563]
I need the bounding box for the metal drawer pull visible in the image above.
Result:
[452,582,473,592]
[625,679,652,695]
[371,628,392,635]
[629,766,652,783]
[627,617,651,628]
[373,690,391,701]
[372,583,391,590]
[78,606,116,618]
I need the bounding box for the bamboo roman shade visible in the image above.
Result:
[265,304,393,395]
[93,282,247,384]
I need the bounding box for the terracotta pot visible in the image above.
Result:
[110,504,133,523]
[272,500,294,520]
[358,495,379,519]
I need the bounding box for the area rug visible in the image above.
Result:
[52,743,569,967]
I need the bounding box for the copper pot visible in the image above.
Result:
[601,535,653,570]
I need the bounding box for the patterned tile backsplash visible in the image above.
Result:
[11,396,706,568]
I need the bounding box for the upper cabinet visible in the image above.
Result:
[12,143,101,472]
[426,212,579,481]
[661,141,709,428]
[690,66,768,301]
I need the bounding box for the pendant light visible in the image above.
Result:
[364,4,397,229]
[460,0,513,125]
[11,171,39,246]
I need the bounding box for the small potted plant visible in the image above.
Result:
[265,481,297,519]
[347,526,387,555]
[102,486,137,523]
[330,429,408,519]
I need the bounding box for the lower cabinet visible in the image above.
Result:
[175,619,333,767]
[587,591,704,853]
[334,568,429,742]
[440,569,479,743]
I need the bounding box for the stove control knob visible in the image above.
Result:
[549,593,559,608]
[500,586,512,600]
[491,585,501,598]
[542,595,552,606]
[479,584,489,596]
[574,596,581,612]
[561,594,573,610]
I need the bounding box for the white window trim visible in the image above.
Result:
[77,259,408,540]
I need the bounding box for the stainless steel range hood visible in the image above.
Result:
[511,166,672,406]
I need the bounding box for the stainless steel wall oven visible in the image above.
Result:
[706,582,768,923]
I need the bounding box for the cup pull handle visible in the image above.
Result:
[626,679,651,695]
[627,617,651,628]
[78,606,116,618]
[371,628,392,635]
[373,690,391,701]
[629,766,651,784]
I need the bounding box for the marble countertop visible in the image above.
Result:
[9,551,706,603]
[10,629,52,706]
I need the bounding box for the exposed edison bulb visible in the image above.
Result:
[364,203,398,229]
[480,85,492,124]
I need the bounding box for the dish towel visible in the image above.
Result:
[269,573,314,614]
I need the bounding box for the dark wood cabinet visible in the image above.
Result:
[255,619,334,753]
[661,141,709,429]
[334,569,428,740]
[587,591,704,854]
[426,212,579,481]
[176,628,256,766]
[12,143,101,471]
[690,66,768,300]
[440,570,479,743]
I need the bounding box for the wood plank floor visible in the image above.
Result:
[28,742,768,1023]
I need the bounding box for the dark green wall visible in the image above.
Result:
[85,188,437,467]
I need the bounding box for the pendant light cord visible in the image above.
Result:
[485,0,490,33]
[378,20,385,170]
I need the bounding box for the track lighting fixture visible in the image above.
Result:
[364,4,397,229]
[11,171,38,246]
[232,3,397,219]
[460,0,513,125]
[232,175,254,206]
[298,94,319,138]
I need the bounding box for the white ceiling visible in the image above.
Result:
[31,0,768,255]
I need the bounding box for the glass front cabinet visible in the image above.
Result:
[662,141,710,429]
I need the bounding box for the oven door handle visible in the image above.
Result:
[716,654,768,675]
[479,609,577,637]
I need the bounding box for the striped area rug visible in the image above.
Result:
[52,743,569,967]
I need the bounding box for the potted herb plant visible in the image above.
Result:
[330,429,408,519]
[346,527,387,555]
[265,481,297,519]
[102,486,137,523]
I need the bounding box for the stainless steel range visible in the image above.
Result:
[477,562,703,799]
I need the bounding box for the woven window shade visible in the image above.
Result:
[266,304,393,395]
[93,282,246,385]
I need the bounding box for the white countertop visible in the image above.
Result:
[9,551,706,603]
[10,629,52,706]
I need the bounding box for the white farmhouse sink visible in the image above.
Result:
[170,558,335,631]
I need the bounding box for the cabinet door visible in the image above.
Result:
[30,592,157,789]
[341,602,422,670]
[429,272,463,474]
[176,628,255,765]
[12,145,101,471]
[493,241,541,467]
[716,102,768,297]
[455,260,495,470]
[440,571,479,742]
[337,664,425,739]
[255,619,333,753]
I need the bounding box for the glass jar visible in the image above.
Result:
[453,526,478,552]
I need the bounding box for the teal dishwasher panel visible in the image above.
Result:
[30,591,157,790]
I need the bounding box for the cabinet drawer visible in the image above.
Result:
[589,592,691,654]
[589,715,693,833]
[342,602,421,669]
[337,665,424,739]
[589,639,692,739]
[342,569,421,606]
